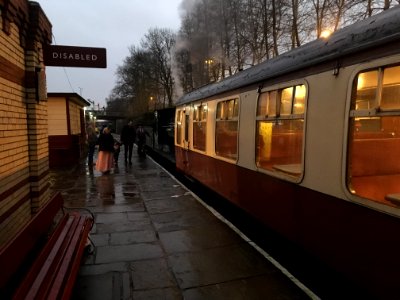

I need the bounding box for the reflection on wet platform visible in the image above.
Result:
[49,146,313,299]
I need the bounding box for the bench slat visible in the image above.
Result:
[14,215,76,299]
[2,192,93,300]
[13,212,93,300]
[32,215,82,299]
[62,217,93,300]
[49,215,92,300]
[0,193,63,290]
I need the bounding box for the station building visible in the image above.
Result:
[47,93,90,168]
[0,0,53,246]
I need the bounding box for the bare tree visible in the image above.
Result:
[142,28,176,108]
[312,0,333,37]
[112,46,154,117]
[363,0,397,17]
[291,0,301,48]
[261,0,271,59]
[179,0,213,87]
[108,0,400,112]
[175,47,193,93]
[271,0,279,55]
[241,0,269,65]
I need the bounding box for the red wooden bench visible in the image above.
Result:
[0,192,93,299]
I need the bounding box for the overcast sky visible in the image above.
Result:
[36,0,183,108]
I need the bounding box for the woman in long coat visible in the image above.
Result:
[96,127,114,174]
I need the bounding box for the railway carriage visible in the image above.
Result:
[174,6,400,298]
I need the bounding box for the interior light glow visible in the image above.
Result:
[295,85,306,99]
[357,75,365,90]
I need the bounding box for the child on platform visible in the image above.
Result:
[113,140,122,164]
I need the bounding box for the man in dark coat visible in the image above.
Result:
[121,121,136,164]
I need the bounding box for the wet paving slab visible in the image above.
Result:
[50,147,313,300]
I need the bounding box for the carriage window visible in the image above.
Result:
[293,85,306,114]
[348,65,400,207]
[281,87,293,115]
[354,70,378,110]
[193,103,207,151]
[215,99,238,160]
[257,91,278,117]
[176,110,183,146]
[256,84,306,179]
[381,66,400,110]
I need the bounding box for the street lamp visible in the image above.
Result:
[150,96,156,111]
[204,59,213,83]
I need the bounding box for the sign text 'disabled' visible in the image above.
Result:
[44,45,107,68]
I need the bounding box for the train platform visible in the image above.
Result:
[49,145,317,300]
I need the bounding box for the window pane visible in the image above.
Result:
[348,116,400,205]
[281,87,293,115]
[216,102,224,119]
[268,91,277,117]
[355,70,378,110]
[227,100,233,118]
[193,106,199,121]
[256,119,303,177]
[193,121,206,151]
[215,120,238,159]
[232,99,239,117]
[257,93,268,116]
[227,99,238,118]
[293,85,306,114]
[381,66,400,110]
[200,104,208,120]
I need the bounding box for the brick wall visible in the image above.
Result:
[69,101,82,135]
[0,0,52,245]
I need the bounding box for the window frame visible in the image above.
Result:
[346,62,400,210]
[175,109,183,146]
[255,81,308,182]
[192,102,208,152]
[215,98,240,161]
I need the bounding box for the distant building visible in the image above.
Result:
[47,93,91,168]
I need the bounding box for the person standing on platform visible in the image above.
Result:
[86,124,98,168]
[121,121,136,165]
[136,124,148,157]
[96,127,114,174]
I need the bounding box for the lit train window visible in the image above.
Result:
[193,103,207,151]
[215,99,238,160]
[348,65,400,206]
[354,70,378,110]
[381,66,400,110]
[176,109,183,146]
[256,84,306,179]
[280,87,293,115]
